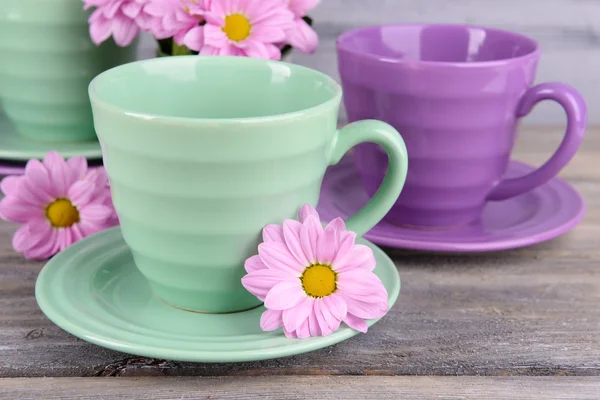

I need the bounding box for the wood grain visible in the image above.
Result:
[1,377,600,399]
[0,127,599,379]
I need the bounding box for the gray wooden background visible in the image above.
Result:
[138,0,600,125]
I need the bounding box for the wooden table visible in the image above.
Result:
[1,127,599,399]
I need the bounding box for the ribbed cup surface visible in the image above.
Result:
[338,24,540,227]
[0,0,137,142]
[91,63,340,312]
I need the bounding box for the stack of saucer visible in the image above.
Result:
[0,111,103,175]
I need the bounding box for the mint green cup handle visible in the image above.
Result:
[328,120,408,237]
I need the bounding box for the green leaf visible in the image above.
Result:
[172,42,193,56]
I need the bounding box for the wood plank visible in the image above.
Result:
[0,128,599,378]
[1,377,599,399]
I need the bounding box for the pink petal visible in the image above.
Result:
[298,203,319,223]
[77,220,107,237]
[244,254,268,273]
[250,26,286,43]
[69,223,85,244]
[283,220,309,266]
[242,39,273,59]
[199,44,221,56]
[333,244,376,272]
[23,228,58,260]
[326,217,346,233]
[102,0,123,19]
[333,231,356,267]
[343,295,389,320]
[286,18,318,54]
[66,157,88,186]
[161,7,182,31]
[219,44,244,56]
[18,180,52,208]
[264,280,305,310]
[265,44,282,61]
[316,224,336,265]
[43,151,69,198]
[344,313,368,334]
[295,319,311,338]
[121,1,142,19]
[248,1,293,27]
[337,269,388,303]
[15,220,53,258]
[315,298,341,334]
[79,204,112,223]
[258,242,304,275]
[241,269,291,301]
[300,215,322,264]
[203,24,228,47]
[54,229,67,252]
[112,13,140,46]
[182,26,205,52]
[282,296,314,332]
[283,327,297,339]
[0,176,20,196]
[307,309,321,336]
[260,309,283,331]
[322,293,348,321]
[262,224,284,243]
[288,0,320,17]
[12,224,36,252]
[0,196,44,223]
[88,12,113,45]
[68,181,96,208]
[207,0,227,22]
[22,159,53,204]
[314,299,333,336]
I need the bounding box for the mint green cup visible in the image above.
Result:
[0,0,137,143]
[89,56,408,313]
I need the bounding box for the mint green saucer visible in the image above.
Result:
[0,114,102,161]
[35,227,400,362]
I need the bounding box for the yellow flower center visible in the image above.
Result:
[222,14,252,42]
[300,264,337,298]
[46,198,80,228]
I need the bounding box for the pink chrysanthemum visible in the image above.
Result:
[242,204,389,338]
[143,0,210,46]
[84,0,150,46]
[0,152,118,260]
[286,0,320,54]
[187,0,294,59]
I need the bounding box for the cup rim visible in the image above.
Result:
[89,55,343,124]
[336,23,541,67]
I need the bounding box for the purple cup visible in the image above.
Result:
[337,24,587,228]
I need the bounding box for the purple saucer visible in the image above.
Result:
[317,158,586,252]
[0,164,26,176]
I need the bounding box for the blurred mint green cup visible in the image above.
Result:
[0,0,137,143]
[89,56,408,313]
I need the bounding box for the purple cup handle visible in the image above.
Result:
[487,82,587,201]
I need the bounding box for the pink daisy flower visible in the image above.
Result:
[192,0,295,59]
[0,152,118,260]
[242,204,389,339]
[84,0,149,46]
[286,0,320,54]
[143,0,210,46]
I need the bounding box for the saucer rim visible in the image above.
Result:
[321,160,586,253]
[0,116,103,161]
[35,227,400,363]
